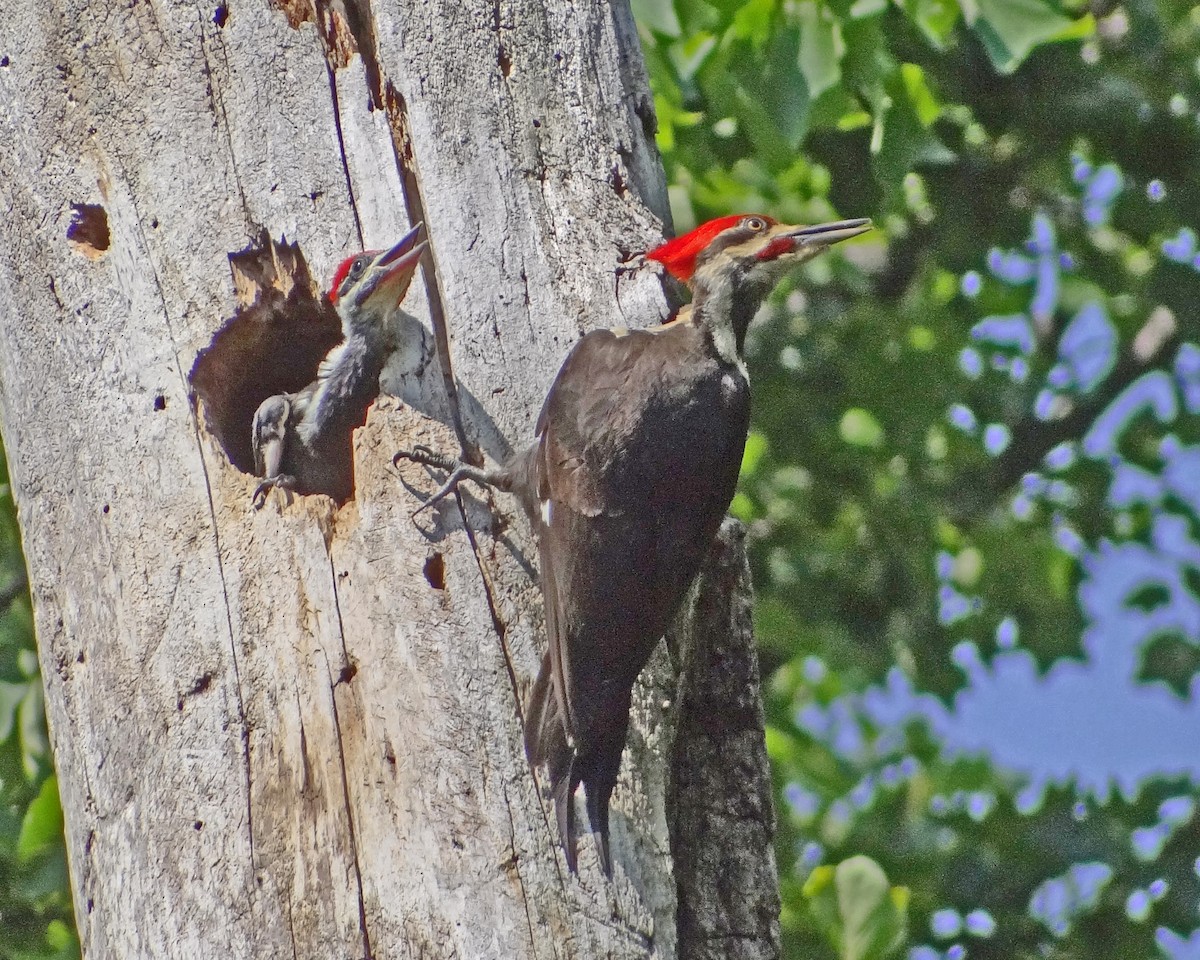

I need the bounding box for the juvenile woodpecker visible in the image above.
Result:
[396,213,870,873]
[252,223,427,507]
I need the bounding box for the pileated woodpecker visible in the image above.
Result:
[252,223,427,507]
[395,213,870,873]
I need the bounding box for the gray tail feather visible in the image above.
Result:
[524,654,581,871]
[522,653,557,767]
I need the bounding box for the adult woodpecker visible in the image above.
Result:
[395,213,870,873]
[252,223,427,507]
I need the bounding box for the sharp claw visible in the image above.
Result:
[409,468,466,518]
[393,446,495,520]
[253,475,297,509]
[252,481,272,510]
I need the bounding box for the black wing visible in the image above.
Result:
[522,323,750,872]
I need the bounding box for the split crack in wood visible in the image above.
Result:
[130,193,260,870]
[324,648,375,960]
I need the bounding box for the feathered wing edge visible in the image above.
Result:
[522,528,623,877]
[523,653,583,873]
[521,336,625,876]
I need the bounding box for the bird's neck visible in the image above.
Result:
[690,270,756,374]
[301,327,390,443]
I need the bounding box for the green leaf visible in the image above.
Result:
[730,0,779,46]
[45,916,73,950]
[17,775,63,862]
[840,408,885,448]
[806,856,909,960]
[631,0,681,37]
[809,86,864,133]
[971,0,1093,74]
[900,63,940,127]
[729,491,757,521]
[671,31,718,80]
[764,724,799,764]
[762,26,812,148]
[796,1,846,99]
[894,0,960,48]
[849,0,888,17]
[0,679,22,741]
[19,680,49,772]
[837,109,873,131]
[871,70,955,190]
[696,24,810,165]
[907,325,936,351]
[741,431,770,477]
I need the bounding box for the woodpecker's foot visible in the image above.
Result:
[393,444,462,474]
[393,445,508,517]
[252,474,298,510]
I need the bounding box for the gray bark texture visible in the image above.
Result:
[0,1,780,958]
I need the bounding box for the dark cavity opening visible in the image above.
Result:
[66,203,110,258]
[189,231,340,475]
[423,552,446,590]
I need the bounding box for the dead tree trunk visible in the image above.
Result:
[0,1,779,957]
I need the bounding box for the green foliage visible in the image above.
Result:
[0,446,78,960]
[637,1,1200,959]
[805,855,909,960]
[638,0,1095,223]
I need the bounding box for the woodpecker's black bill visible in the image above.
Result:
[375,221,425,270]
[788,217,873,247]
[356,229,428,308]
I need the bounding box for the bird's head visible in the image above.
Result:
[329,222,427,335]
[647,213,871,293]
[646,213,871,362]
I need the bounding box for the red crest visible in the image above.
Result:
[646,214,774,281]
[328,253,364,304]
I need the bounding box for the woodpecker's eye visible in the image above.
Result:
[744,216,767,232]
[349,256,367,277]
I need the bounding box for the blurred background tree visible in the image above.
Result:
[4,1,1200,958]
[0,446,76,960]
[636,0,1200,958]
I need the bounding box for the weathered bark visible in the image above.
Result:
[0,1,780,957]
[669,519,781,960]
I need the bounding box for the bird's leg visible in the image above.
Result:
[252,474,298,511]
[393,444,511,515]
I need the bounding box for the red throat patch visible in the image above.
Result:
[646,214,774,281]
[756,235,795,262]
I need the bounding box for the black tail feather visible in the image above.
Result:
[525,653,583,871]
[524,651,627,876]
[554,761,582,873]
[585,779,614,878]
